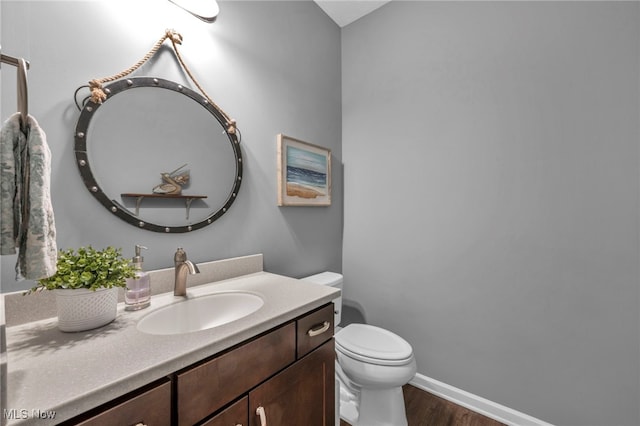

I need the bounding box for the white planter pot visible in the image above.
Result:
[54,287,118,332]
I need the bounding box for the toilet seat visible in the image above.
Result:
[335,324,414,366]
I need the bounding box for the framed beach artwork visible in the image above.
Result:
[277,134,331,206]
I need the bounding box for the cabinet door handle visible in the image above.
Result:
[307,321,331,337]
[256,406,267,426]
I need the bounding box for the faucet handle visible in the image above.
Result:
[174,247,187,262]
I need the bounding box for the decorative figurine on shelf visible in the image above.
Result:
[153,164,190,195]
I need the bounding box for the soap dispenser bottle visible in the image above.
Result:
[125,245,151,311]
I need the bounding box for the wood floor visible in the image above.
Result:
[339,384,506,426]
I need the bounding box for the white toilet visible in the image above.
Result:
[302,272,417,426]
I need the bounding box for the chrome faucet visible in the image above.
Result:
[174,247,200,296]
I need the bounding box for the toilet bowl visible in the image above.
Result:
[335,323,417,426]
[302,272,416,426]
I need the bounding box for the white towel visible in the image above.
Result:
[0,113,57,281]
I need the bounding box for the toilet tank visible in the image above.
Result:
[301,272,343,326]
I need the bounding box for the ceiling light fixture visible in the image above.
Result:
[168,0,219,23]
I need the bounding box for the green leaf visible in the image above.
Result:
[27,246,137,294]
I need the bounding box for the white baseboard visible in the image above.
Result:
[409,373,554,426]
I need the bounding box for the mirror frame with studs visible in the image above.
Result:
[74,77,242,233]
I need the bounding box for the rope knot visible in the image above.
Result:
[227,119,237,135]
[166,29,183,45]
[89,79,107,104]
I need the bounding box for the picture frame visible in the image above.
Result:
[277,134,331,206]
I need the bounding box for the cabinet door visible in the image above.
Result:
[249,339,335,426]
[201,397,248,426]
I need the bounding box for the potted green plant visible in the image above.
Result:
[28,246,137,332]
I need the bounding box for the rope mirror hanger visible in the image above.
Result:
[75,29,238,138]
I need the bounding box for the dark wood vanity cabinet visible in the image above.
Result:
[201,339,335,426]
[176,322,297,425]
[63,303,334,426]
[249,339,335,426]
[65,379,172,426]
[179,303,335,426]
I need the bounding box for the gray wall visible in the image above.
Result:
[0,1,342,293]
[4,1,640,425]
[342,2,639,426]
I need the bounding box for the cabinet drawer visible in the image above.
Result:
[297,303,334,358]
[177,322,296,426]
[74,379,171,426]
[201,397,248,426]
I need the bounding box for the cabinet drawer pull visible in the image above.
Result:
[307,321,330,337]
[256,406,267,426]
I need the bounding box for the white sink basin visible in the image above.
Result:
[136,291,264,335]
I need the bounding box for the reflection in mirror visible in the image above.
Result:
[75,78,242,233]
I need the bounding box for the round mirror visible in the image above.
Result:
[74,77,242,233]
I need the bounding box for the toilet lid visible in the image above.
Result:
[335,324,413,365]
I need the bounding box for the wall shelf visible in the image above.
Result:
[121,193,207,220]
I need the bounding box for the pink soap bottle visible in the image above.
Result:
[125,245,151,311]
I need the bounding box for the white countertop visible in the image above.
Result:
[5,272,340,425]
